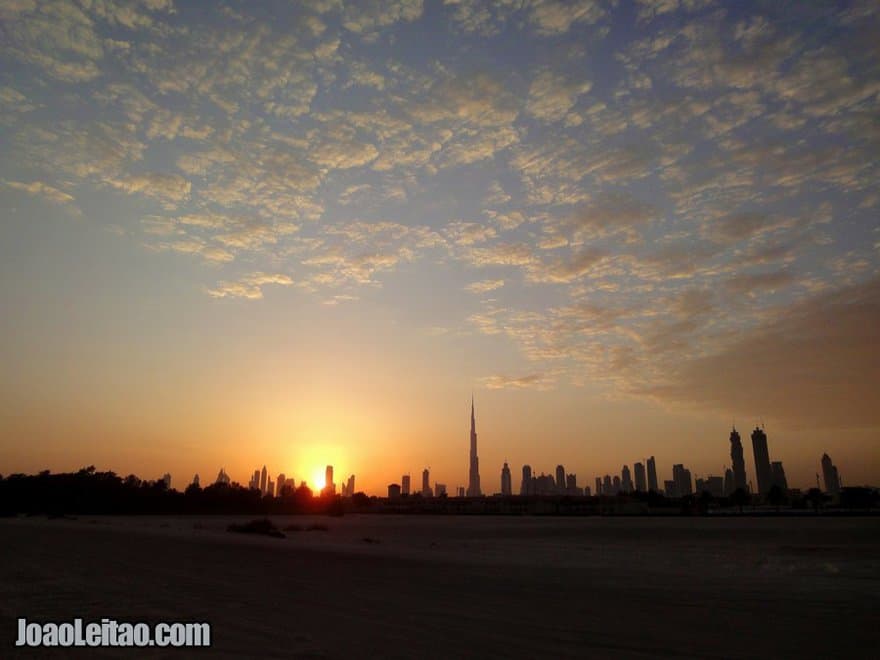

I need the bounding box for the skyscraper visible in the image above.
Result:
[821,453,841,494]
[521,465,532,495]
[602,474,613,495]
[695,475,723,498]
[260,465,267,495]
[325,465,335,495]
[770,462,788,491]
[751,426,773,496]
[467,397,481,497]
[595,477,602,496]
[646,456,658,492]
[422,468,433,497]
[534,473,555,495]
[555,465,566,493]
[723,468,734,497]
[276,473,286,496]
[401,474,411,496]
[672,464,693,496]
[634,462,647,492]
[730,427,748,492]
[501,462,512,496]
[621,465,633,493]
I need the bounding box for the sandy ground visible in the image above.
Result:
[0,514,877,658]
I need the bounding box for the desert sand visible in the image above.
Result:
[0,514,877,658]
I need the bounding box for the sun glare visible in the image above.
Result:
[312,469,325,492]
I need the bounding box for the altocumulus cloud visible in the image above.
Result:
[465,279,505,294]
[4,179,74,205]
[206,273,294,300]
[0,0,878,421]
[481,373,556,391]
[639,276,880,428]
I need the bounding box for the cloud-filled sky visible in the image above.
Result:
[1,0,878,494]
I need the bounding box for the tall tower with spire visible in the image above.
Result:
[467,396,482,497]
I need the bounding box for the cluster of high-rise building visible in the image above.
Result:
[200,400,847,500]
[476,410,843,500]
[517,464,588,496]
[248,465,275,496]
[387,467,445,499]
[593,458,659,496]
[587,427,790,499]
[340,473,356,497]
[721,426,789,496]
[448,400,839,501]
[232,464,356,498]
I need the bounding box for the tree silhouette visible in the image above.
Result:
[730,487,749,514]
[804,488,826,513]
[351,492,371,509]
[698,490,712,515]
[839,487,877,509]
[767,484,785,512]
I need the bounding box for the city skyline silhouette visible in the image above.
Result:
[1,2,878,656]
[2,0,878,498]
[0,399,864,502]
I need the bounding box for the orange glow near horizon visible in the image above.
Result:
[3,385,880,495]
[312,469,326,492]
[2,0,880,500]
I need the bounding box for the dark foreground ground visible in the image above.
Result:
[0,515,877,658]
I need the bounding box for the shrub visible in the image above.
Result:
[227,518,286,538]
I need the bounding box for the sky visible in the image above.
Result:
[1,0,878,495]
